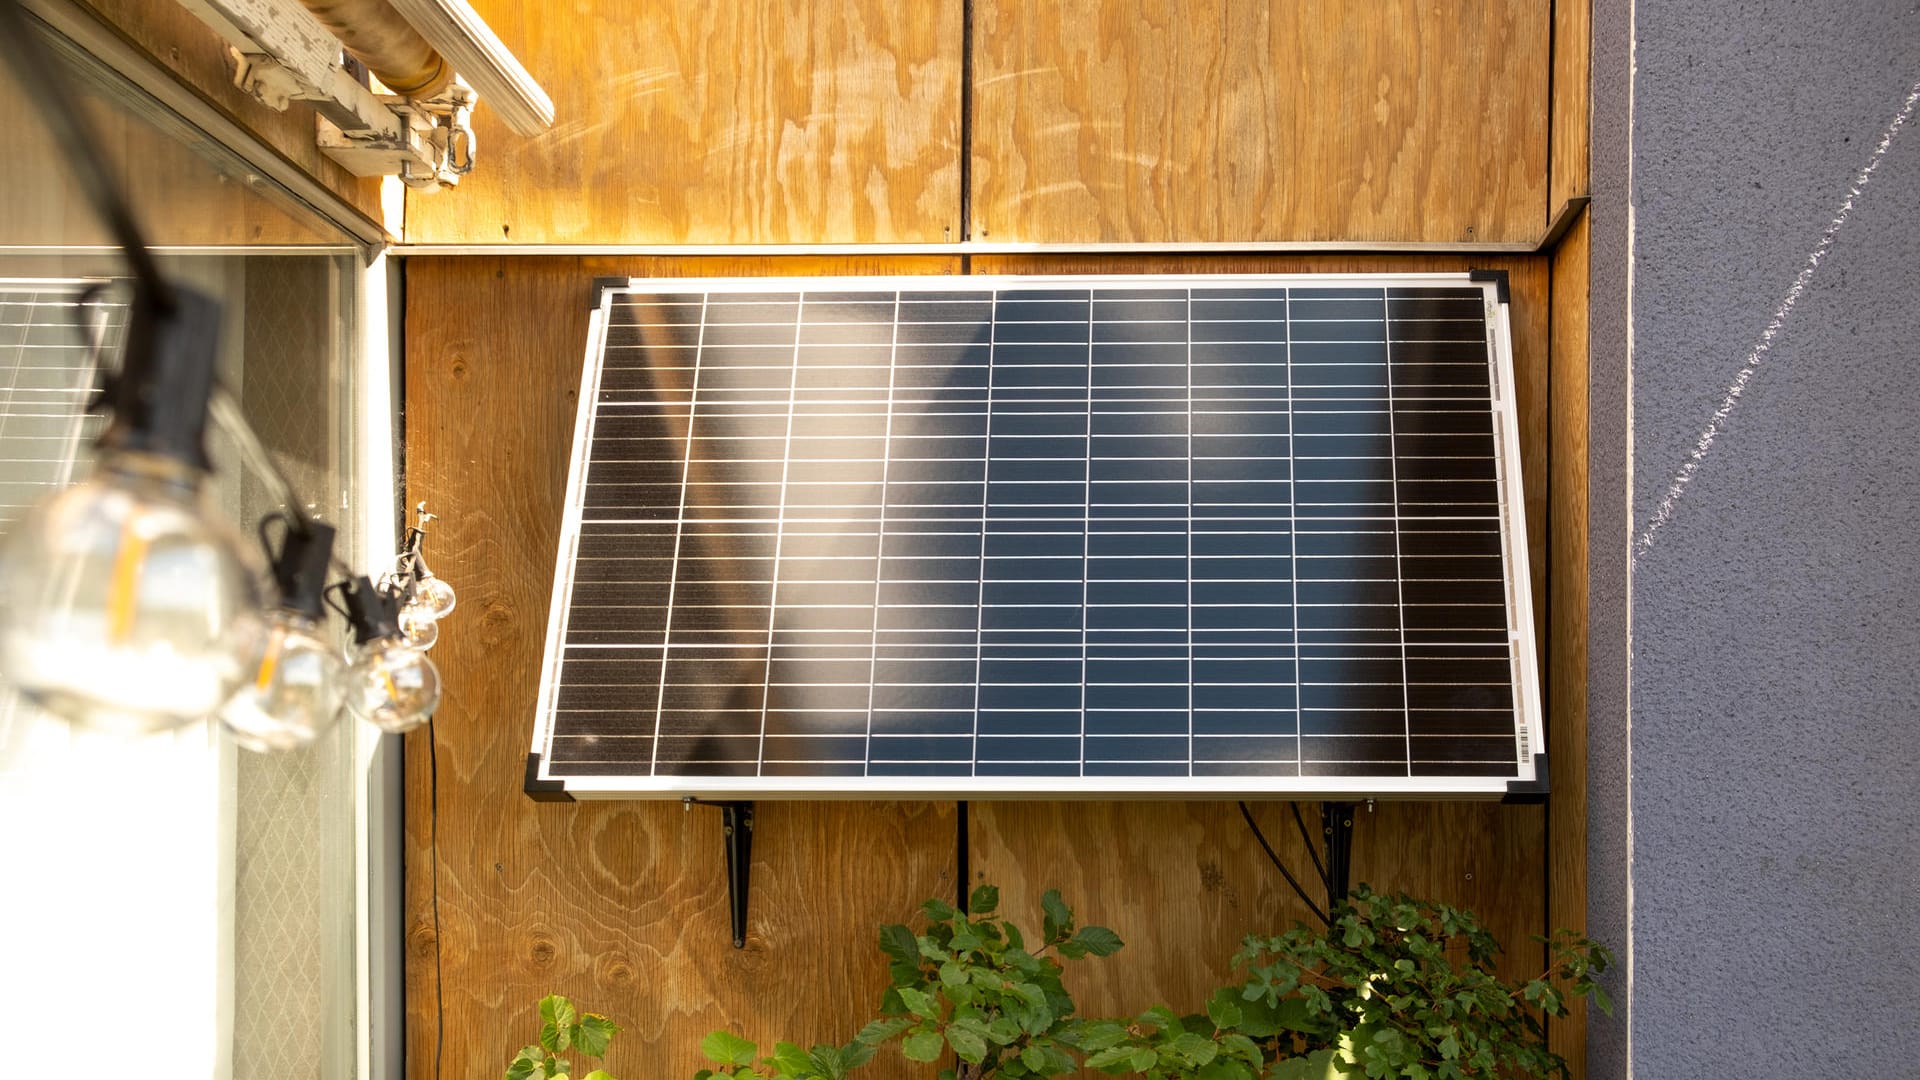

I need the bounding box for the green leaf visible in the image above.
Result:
[896,986,939,1019]
[1020,1045,1048,1072]
[575,1013,618,1057]
[700,1031,758,1067]
[580,1072,616,1080]
[946,1024,989,1064]
[1073,926,1124,957]
[854,1017,914,1046]
[879,924,919,966]
[1128,1047,1158,1073]
[1040,890,1072,942]
[541,995,578,1032]
[505,1047,544,1080]
[544,1056,567,1078]
[541,1022,571,1054]
[939,962,968,988]
[1206,990,1242,1030]
[902,1030,946,1062]
[769,1042,813,1077]
[808,1043,853,1080]
[1083,1047,1136,1071]
[1171,1032,1216,1062]
[970,884,1000,915]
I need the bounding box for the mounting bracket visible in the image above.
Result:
[1321,801,1357,906]
[685,798,754,949]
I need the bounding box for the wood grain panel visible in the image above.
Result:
[401,0,962,245]
[72,0,382,221]
[1547,211,1590,1076]
[967,252,1553,1029]
[969,802,1326,1018]
[971,0,1551,245]
[1551,0,1593,214]
[403,255,963,1080]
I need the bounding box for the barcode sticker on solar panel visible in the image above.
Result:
[530,275,1542,799]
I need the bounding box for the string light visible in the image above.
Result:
[219,518,346,752]
[0,3,456,749]
[332,575,442,734]
[0,288,263,734]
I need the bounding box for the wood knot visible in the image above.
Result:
[529,937,557,966]
[479,600,516,646]
[408,922,438,959]
[595,952,637,988]
[450,359,469,381]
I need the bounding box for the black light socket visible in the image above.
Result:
[339,574,401,645]
[268,521,337,622]
[98,283,221,471]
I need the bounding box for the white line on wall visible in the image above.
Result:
[1631,79,1920,567]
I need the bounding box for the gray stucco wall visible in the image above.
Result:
[1593,1,1920,1075]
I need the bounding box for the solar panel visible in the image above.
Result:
[529,274,1542,799]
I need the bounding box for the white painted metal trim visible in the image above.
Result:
[352,253,402,1080]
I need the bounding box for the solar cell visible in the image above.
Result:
[529,275,1542,798]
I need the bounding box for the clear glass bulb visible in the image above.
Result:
[344,635,440,733]
[219,611,346,752]
[0,451,261,734]
[411,574,455,619]
[397,603,439,651]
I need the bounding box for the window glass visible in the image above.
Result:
[0,21,369,1080]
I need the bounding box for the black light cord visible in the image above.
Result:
[427,717,445,1080]
[1237,802,1329,926]
[1290,802,1332,892]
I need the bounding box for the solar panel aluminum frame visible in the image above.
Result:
[529,273,1543,800]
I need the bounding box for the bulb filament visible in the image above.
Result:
[106,518,150,644]
[254,625,287,693]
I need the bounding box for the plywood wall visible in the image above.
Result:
[405,250,1584,1079]
[970,0,1549,245]
[400,0,964,244]
[401,0,1562,246]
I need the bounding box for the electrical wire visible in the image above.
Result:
[1290,802,1332,892]
[1237,802,1328,926]
[208,384,316,534]
[427,716,445,1080]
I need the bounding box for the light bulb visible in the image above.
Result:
[411,573,455,619]
[0,451,261,734]
[397,603,439,650]
[219,611,345,752]
[344,636,440,733]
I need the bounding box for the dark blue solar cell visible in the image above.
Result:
[536,279,1537,795]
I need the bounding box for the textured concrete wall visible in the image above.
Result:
[1595,1,1920,1075]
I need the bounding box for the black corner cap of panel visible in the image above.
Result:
[524,752,575,802]
[589,276,626,311]
[1501,755,1550,804]
[1468,268,1511,305]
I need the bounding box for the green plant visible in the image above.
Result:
[1229,888,1612,1079]
[506,994,622,1080]
[693,885,1611,1080]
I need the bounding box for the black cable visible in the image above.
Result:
[1290,802,1332,891]
[956,800,970,911]
[1237,802,1328,926]
[427,718,444,1080]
